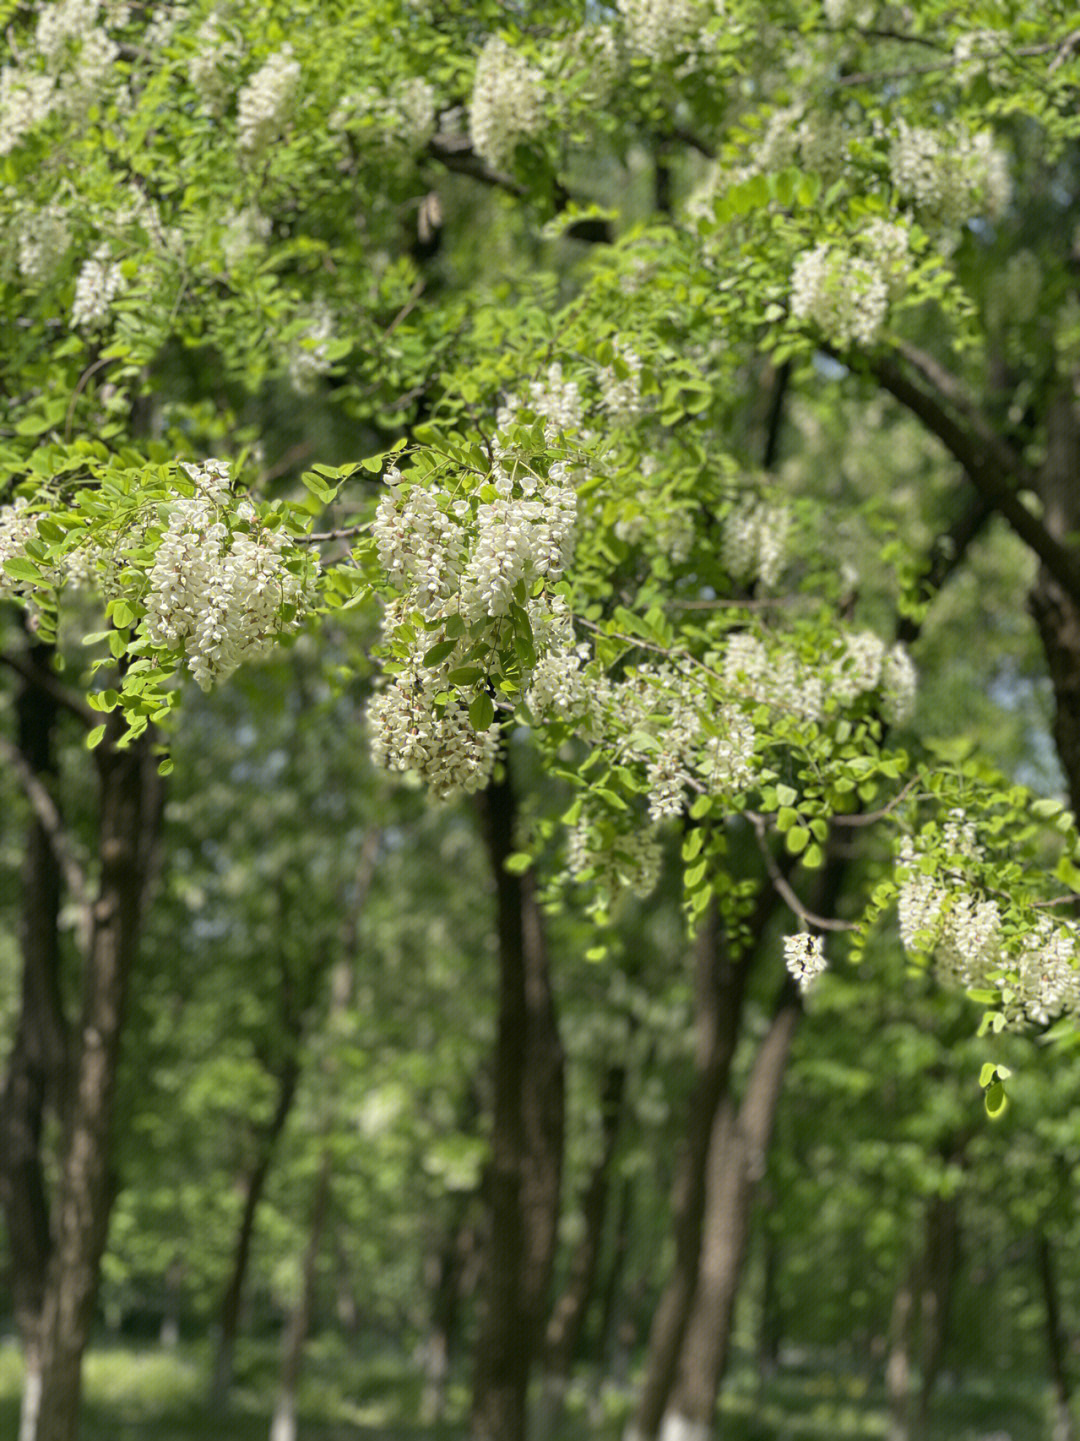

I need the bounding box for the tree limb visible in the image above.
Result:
[0,649,96,729]
[0,732,91,938]
[869,350,1080,604]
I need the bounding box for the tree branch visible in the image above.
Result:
[0,648,96,728]
[0,732,91,937]
[869,350,1080,604]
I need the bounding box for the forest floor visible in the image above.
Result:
[0,1334,1056,1440]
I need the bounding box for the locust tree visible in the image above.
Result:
[3,4,1080,1441]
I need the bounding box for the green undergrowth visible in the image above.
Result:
[0,1338,1062,1440]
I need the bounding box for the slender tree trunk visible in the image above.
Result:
[626,902,759,1441]
[421,1194,480,1424]
[597,1172,634,1385]
[0,647,70,1441]
[1038,1231,1077,1441]
[885,1259,917,1441]
[268,1149,333,1441]
[1030,388,1080,814]
[470,759,565,1441]
[536,1063,626,1438]
[32,716,161,1441]
[915,1190,961,1433]
[210,1050,301,1411]
[661,977,802,1441]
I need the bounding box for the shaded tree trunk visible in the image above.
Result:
[32,714,162,1441]
[421,1194,481,1424]
[210,1041,301,1412]
[661,977,802,1441]
[885,1260,917,1441]
[625,900,762,1441]
[0,646,70,1441]
[915,1190,961,1434]
[1038,1230,1077,1441]
[1029,388,1080,814]
[470,758,565,1441]
[269,1150,333,1441]
[536,1063,627,1438]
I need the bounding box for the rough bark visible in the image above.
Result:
[0,646,71,1441]
[662,977,802,1438]
[1038,1230,1077,1441]
[32,715,162,1441]
[625,902,758,1441]
[470,758,565,1441]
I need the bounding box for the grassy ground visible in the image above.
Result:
[0,1335,1059,1440]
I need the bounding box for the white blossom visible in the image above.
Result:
[143,460,319,691]
[17,202,71,284]
[890,120,1011,225]
[71,244,123,330]
[784,932,827,991]
[468,36,544,171]
[598,344,645,421]
[0,67,57,154]
[721,497,791,589]
[791,242,890,348]
[237,46,301,155]
[617,0,711,61]
[368,672,499,799]
[882,642,917,725]
[188,11,239,112]
[286,300,335,395]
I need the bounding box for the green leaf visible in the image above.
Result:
[86,724,106,750]
[504,852,533,874]
[469,691,495,731]
[4,557,45,584]
[786,825,810,855]
[984,1082,1007,1117]
[423,639,458,667]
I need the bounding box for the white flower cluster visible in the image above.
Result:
[598,344,646,421]
[952,29,1009,89]
[567,811,663,908]
[16,201,72,285]
[188,12,240,112]
[468,36,544,171]
[221,206,272,270]
[551,24,619,112]
[496,362,585,450]
[237,46,301,155]
[791,243,889,348]
[368,460,579,798]
[784,932,827,991]
[71,244,123,330]
[723,633,825,724]
[368,674,500,800]
[607,664,757,822]
[330,76,437,150]
[829,632,917,725]
[0,66,56,154]
[144,460,319,691]
[889,120,1011,225]
[0,499,47,599]
[721,497,791,590]
[617,0,710,61]
[286,300,335,395]
[897,827,1080,1026]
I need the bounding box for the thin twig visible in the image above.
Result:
[747,812,857,931]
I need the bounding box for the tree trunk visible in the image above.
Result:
[421,1195,480,1424]
[661,977,802,1441]
[0,646,70,1441]
[885,1260,917,1441]
[1030,388,1080,814]
[626,900,760,1441]
[470,758,565,1441]
[536,1063,626,1439]
[32,716,161,1441]
[1038,1230,1077,1441]
[210,1049,301,1412]
[269,1149,333,1441]
[915,1190,961,1433]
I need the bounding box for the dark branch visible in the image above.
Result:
[0,648,96,728]
[869,350,1080,605]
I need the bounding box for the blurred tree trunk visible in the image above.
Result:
[33,713,162,1441]
[269,1149,332,1441]
[625,898,763,1441]
[915,1189,961,1434]
[660,976,802,1441]
[210,1027,301,1412]
[535,1062,627,1439]
[470,758,565,1441]
[421,1194,481,1424]
[1029,389,1080,815]
[0,645,71,1441]
[1038,1230,1077,1441]
[885,1259,917,1441]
